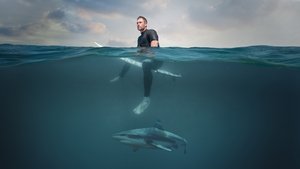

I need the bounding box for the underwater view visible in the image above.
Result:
[0,44,299,169]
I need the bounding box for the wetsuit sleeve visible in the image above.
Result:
[147,30,159,42]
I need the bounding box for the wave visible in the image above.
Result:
[0,44,299,68]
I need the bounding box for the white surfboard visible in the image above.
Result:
[94,42,182,78]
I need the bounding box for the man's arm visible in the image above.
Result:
[148,29,159,47]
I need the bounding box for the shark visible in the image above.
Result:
[112,121,187,153]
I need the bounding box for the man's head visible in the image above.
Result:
[137,16,147,32]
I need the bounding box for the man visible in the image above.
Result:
[111,16,162,114]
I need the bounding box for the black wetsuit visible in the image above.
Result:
[138,29,159,47]
[119,29,162,97]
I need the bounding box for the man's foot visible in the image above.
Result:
[110,76,120,83]
[133,97,150,115]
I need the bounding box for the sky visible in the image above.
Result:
[0,0,300,47]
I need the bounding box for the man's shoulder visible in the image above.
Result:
[145,29,159,39]
[146,29,157,34]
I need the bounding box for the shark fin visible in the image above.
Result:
[152,143,172,152]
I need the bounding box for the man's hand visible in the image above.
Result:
[151,40,159,47]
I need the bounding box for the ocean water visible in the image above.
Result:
[0,44,299,169]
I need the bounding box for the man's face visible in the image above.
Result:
[137,18,147,32]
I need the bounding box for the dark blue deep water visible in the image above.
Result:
[0,44,299,169]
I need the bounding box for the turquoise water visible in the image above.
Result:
[0,44,299,169]
[1,44,300,67]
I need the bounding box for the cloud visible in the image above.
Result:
[47,8,66,20]
[0,0,63,40]
[141,0,170,11]
[106,39,131,47]
[0,3,106,45]
[1,0,300,46]
[18,0,44,5]
[87,23,106,33]
[0,26,20,37]
[46,8,85,33]
[0,7,91,38]
[64,0,135,14]
[46,7,106,33]
[63,0,170,17]
[188,0,280,29]
[0,22,46,37]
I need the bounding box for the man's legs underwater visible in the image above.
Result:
[110,63,131,82]
[133,59,163,114]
